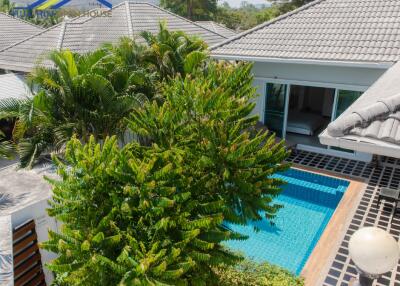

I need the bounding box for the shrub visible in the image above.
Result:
[43,136,241,285]
[213,259,304,286]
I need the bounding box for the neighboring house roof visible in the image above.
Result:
[0,1,227,73]
[0,162,53,285]
[0,73,31,100]
[211,0,400,65]
[196,21,236,38]
[0,13,43,51]
[320,61,400,157]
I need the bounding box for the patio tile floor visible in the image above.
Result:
[286,150,400,286]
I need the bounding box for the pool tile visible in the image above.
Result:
[224,169,349,275]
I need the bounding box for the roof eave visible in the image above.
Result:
[210,54,394,69]
[319,130,400,158]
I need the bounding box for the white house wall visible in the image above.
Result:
[0,216,13,286]
[252,62,386,89]
[11,199,59,286]
[250,78,266,122]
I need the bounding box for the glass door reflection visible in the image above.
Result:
[264,83,288,138]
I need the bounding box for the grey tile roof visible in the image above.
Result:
[320,61,400,154]
[0,13,43,51]
[0,73,31,100]
[0,1,227,72]
[212,0,400,64]
[196,21,236,38]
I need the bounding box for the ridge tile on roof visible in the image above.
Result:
[196,21,236,38]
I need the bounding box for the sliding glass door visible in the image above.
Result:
[264,83,288,138]
[333,89,363,119]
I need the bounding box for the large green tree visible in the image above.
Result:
[160,0,217,20]
[42,60,289,285]
[128,61,289,225]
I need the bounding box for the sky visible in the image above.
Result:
[223,0,270,8]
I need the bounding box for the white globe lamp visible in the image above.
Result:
[349,227,400,286]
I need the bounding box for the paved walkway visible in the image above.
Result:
[286,150,400,286]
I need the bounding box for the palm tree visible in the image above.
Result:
[0,26,211,168]
[101,37,159,101]
[0,49,147,168]
[141,22,208,80]
[0,131,13,159]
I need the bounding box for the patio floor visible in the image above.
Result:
[286,150,400,286]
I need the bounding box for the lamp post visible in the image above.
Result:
[349,227,400,286]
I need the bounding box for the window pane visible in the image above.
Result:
[332,89,362,153]
[335,90,362,119]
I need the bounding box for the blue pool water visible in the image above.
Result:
[224,168,350,275]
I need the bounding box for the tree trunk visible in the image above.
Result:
[187,0,193,20]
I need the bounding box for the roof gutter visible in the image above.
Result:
[211,54,394,69]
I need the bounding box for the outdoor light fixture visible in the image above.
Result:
[349,227,400,286]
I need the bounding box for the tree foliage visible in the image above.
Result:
[214,258,304,286]
[42,60,290,285]
[215,2,279,31]
[141,22,208,81]
[215,0,313,31]
[43,136,241,285]
[1,0,80,28]
[0,0,12,13]
[0,130,13,159]
[0,48,148,167]
[160,0,218,21]
[270,0,314,14]
[0,23,208,168]
[128,62,289,225]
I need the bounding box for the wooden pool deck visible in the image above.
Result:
[286,151,400,286]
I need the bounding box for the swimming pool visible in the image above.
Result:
[224,168,350,275]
